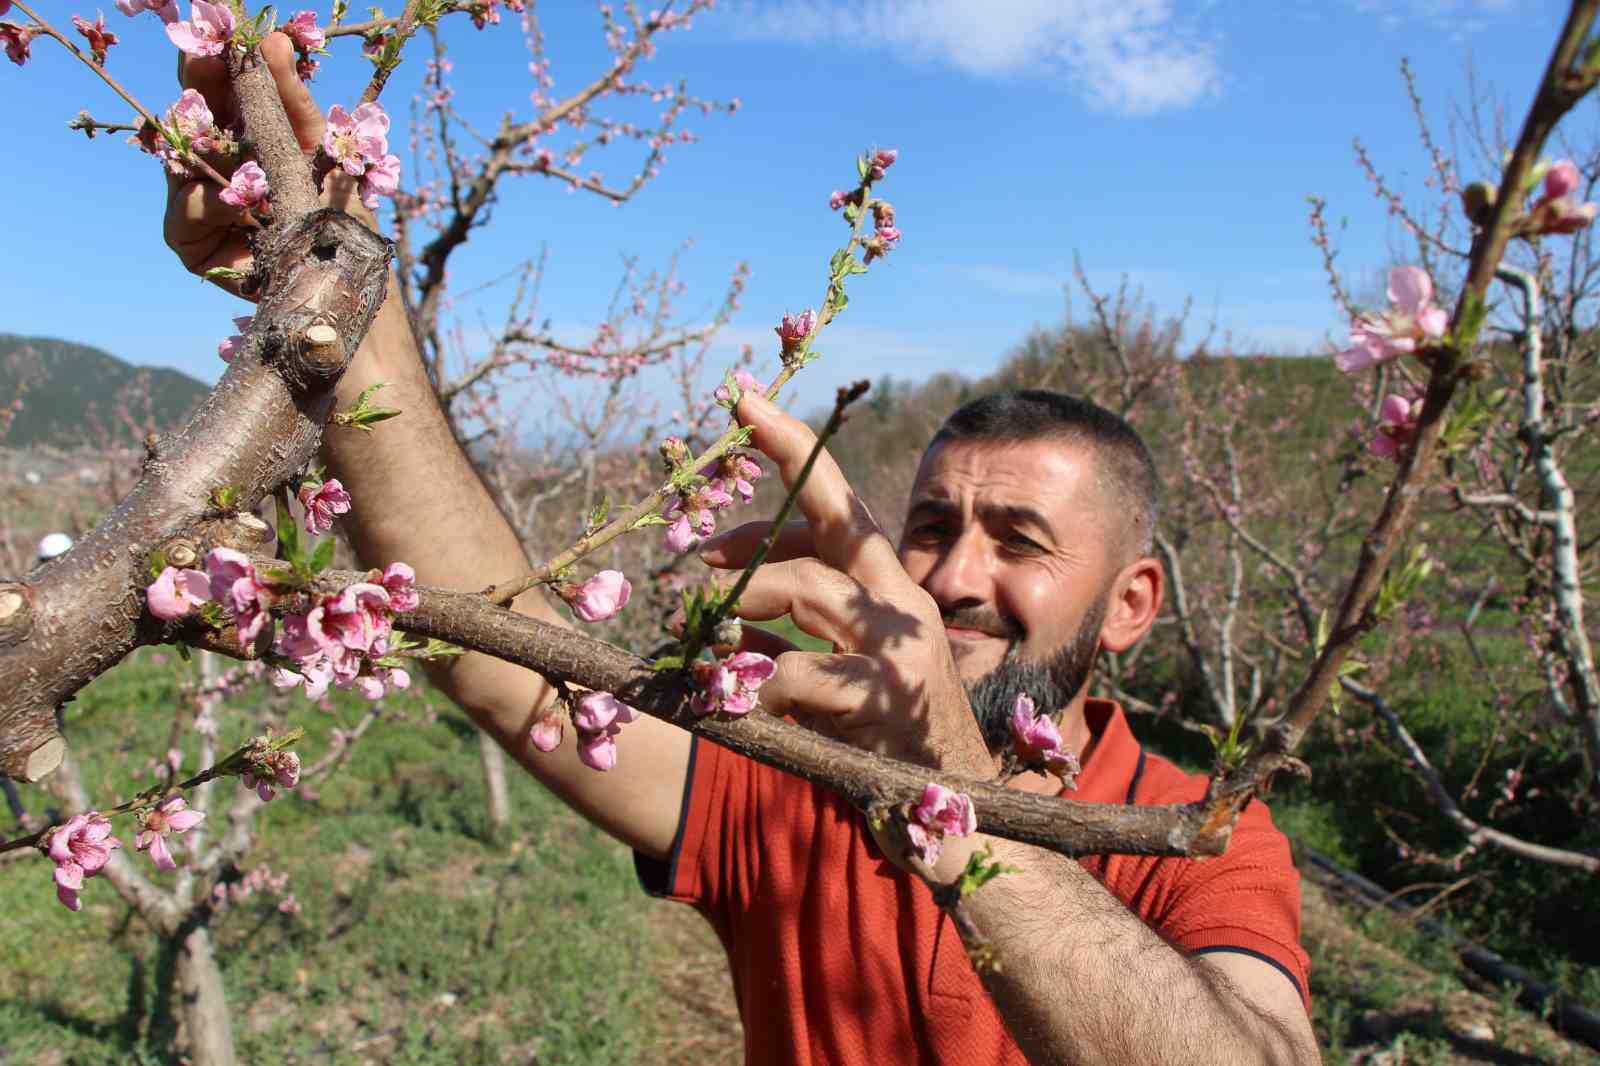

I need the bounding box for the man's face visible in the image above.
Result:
[897,438,1117,737]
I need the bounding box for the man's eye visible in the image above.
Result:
[909,523,950,541]
[1006,534,1043,553]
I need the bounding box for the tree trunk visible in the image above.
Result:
[479,727,510,839]
[172,922,236,1066]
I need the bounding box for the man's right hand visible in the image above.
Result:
[163,32,365,294]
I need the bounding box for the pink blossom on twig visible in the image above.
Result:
[773,309,815,352]
[166,0,234,57]
[297,477,352,535]
[1369,393,1420,460]
[134,795,204,871]
[204,547,271,647]
[1008,693,1081,788]
[0,22,33,65]
[47,812,121,911]
[217,315,253,363]
[243,750,300,802]
[71,13,119,64]
[564,569,632,623]
[1334,266,1449,373]
[219,160,270,212]
[906,783,976,867]
[283,9,324,51]
[114,0,178,20]
[572,691,641,771]
[146,565,212,620]
[691,651,776,716]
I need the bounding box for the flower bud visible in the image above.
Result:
[1460,181,1496,226]
[659,436,690,470]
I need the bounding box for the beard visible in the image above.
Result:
[963,596,1107,751]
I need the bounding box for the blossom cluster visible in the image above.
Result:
[1008,693,1081,788]
[241,748,301,802]
[1332,265,1447,462]
[905,783,977,867]
[271,562,419,702]
[660,444,766,553]
[1526,159,1597,236]
[323,102,401,210]
[211,863,299,916]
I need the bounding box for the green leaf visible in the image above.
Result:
[203,266,247,283]
[310,536,336,575]
[650,654,685,672]
[631,513,669,529]
[956,846,1020,900]
[176,642,192,663]
[855,155,868,181]
[846,257,869,276]
[275,494,305,569]
[829,289,849,314]
[829,248,851,276]
[149,550,169,580]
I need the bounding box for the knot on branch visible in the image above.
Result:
[0,707,63,784]
[253,208,393,394]
[0,584,34,649]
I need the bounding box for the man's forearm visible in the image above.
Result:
[321,276,561,739]
[949,836,1316,1065]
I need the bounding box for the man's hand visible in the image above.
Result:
[701,390,995,784]
[163,33,366,293]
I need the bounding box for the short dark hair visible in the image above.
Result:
[925,390,1159,556]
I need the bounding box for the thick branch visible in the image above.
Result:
[386,579,1234,859]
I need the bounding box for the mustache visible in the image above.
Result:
[940,606,1023,641]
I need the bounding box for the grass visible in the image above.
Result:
[0,649,671,1064]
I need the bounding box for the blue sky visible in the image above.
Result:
[0,0,1589,416]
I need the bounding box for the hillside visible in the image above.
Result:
[0,334,210,448]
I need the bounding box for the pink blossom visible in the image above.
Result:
[905,783,976,866]
[572,692,640,772]
[1369,393,1419,460]
[829,189,848,210]
[573,691,640,732]
[530,712,564,753]
[714,368,768,404]
[204,547,271,646]
[283,9,324,50]
[379,562,419,612]
[146,565,212,620]
[298,478,352,535]
[774,310,816,349]
[314,582,392,654]
[360,152,402,209]
[324,101,391,176]
[1545,159,1580,199]
[243,750,300,802]
[566,570,632,623]
[72,13,119,63]
[167,87,217,153]
[219,160,270,212]
[1334,266,1450,373]
[691,651,776,716]
[115,0,178,20]
[719,452,762,503]
[1008,693,1081,788]
[664,511,697,553]
[1,21,32,65]
[166,0,234,57]
[1535,196,1597,235]
[869,147,898,180]
[48,812,121,911]
[134,795,204,871]
[218,315,253,363]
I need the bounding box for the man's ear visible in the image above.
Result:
[1100,555,1164,654]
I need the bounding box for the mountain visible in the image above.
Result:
[0,334,210,449]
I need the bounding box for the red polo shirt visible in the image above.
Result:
[636,699,1309,1065]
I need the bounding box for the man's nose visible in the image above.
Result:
[919,528,993,610]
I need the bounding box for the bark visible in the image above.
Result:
[170,922,237,1066]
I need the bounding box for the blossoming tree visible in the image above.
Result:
[4,0,1600,1061]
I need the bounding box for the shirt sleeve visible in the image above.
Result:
[1156,800,1312,1012]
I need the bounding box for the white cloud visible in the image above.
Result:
[730,0,1223,116]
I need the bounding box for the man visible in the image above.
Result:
[165,38,1319,1065]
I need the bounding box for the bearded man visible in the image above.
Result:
[161,36,1319,1065]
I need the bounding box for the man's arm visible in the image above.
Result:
[163,36,691,859]
[933,830,1319,1065]
[322,278,693,858]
